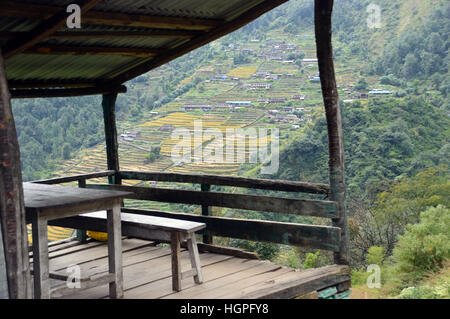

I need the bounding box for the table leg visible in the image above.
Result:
[31,214,50,299]
[107,202,123,298]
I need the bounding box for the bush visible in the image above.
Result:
[391,205,450,284]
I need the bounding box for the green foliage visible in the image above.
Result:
[391,205,450,284]
[229,239,280,261]
[354,77,368,90]
[367,246,385,266]
[303,251,321,269]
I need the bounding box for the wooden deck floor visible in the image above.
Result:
[33,237,350,299]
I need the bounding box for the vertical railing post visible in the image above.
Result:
[76,179,87,243]
[200,184,213,244]
[314,0,349,265]
[102,91,121,186]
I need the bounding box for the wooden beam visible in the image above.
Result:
[32,170,115,185]
[84,184,339,219]
[109,0,289,85]
[314,0,349,265]
[119,170,330,195]
[49,208,342,251]
[0,1,222,31]
[240,264,350,299]
[8,80,98,90]
[25,45,164,58]
[9,85,126,99]
[102,92,121,185]
[0,48,31,298]
[1,30,200,39]
[2,0,102,59]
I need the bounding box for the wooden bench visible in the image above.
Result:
[51,211,206,292]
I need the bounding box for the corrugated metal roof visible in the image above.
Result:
[1,0,286,92]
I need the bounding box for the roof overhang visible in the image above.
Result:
[0,0,288,98]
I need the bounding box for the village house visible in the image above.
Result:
[244,82,272,90]
[292,94,306,100]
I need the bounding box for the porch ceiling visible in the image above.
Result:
[0,0,288,95]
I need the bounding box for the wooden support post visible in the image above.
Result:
[200,184,213,244]
[101,91,121,185]
[0,48,32,299]
[76,179,87,243]
[314,0,349,265]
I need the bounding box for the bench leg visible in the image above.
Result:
[186,233,203,284]
[107,203,123,298]
[170,231,181,292]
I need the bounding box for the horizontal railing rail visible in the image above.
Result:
[32,170,116,184]
[31,170,341,252]
[119,170,330,195]
[85,184,338,219]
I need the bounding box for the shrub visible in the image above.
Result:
[392,205,450,284]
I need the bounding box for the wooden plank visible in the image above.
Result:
[10,85,127,99]
[86,184,338,219]
[61,251,231,299]
[196,243,259,260]
[2,0,102,59]
[46,238,149,272]
[32,170,115,185]
[121,208,341,252]
[239,265,350,299]
[26,45,164,58]
[0,48,31,299]
[51,273,114,298]
[23,183,131,217]
[120,170,330,195]
[0,1,222,31]
[126,257,256,299]
[162,261,287,299]
[48,30,201,39]
[314,0,349,265]
[80,211,206,233]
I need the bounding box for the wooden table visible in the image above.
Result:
[23,182,132,299]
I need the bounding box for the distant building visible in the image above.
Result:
[267,97,287,104]
[182,104,212,111]
[244,82,272,90]
[368,89,392,95]
[302,58,318,63]
[291,124,300,130]
[283,106,294,112]
[292,94,306,100]
[226,101,252,106]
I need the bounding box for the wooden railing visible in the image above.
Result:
[33,170,342,253]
